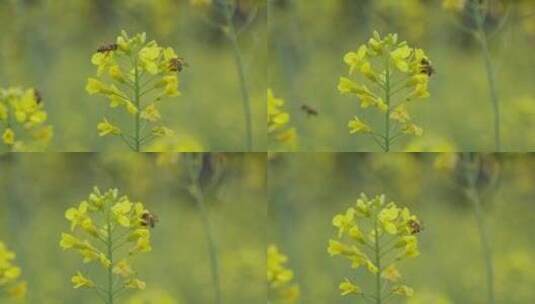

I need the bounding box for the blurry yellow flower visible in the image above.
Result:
[348,116,371,134]
[97,119,121,136]
[125,278,146,290]
[139,42,161,75]
[393,285,415,297]
[140,103,161,122]
[2,128,15,145]
[339,278,361,295]
[72,272,95,288]
[268,244,300,303]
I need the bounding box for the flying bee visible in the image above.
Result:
[420,58,435,77]
[169,57,189,72]
[34,89,42,104]
[96,43,118,54]
[140,211,159,228]
[301,104,319,117]
[408,219,424,234]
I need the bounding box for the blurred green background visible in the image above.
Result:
[0,0,267,151]
[269,0,535,151]
[0,152,266,303]
[269,153,535,303]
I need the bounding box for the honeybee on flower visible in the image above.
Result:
[59,187,154,303]
[86,31,184,151]
[338,31,433,151]
[328,193,422,301]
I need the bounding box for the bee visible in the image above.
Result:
[169,57,189,73]
[420,58,435,77]
[34,89,42,104]
[140,211,159,228]
[96,43,118,54]
[301,104,319,117]
[408,219,424,234]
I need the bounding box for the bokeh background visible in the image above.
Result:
[0,152,266,303]
[269,153,535,303]
[0,0,267,151]
[269,0,535,151]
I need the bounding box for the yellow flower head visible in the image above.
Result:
[339,31,433,150]
[87,31,183,150]
[328,193,422,299]
[268,89,298,150]
[60,188,154,302]
[0,87,53,151]
[267,244,300,303]
[0,241,27,300]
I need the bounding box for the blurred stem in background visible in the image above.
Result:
[470,0,507,151]
[185,154,222,304]
[218,0,256,151]
[460,153,498,304]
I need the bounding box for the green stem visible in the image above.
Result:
[229,33,253,151]
[191,182,222,304]
[106,204,114,304]
[223,3,253,151]
[133,59,141,152]
[384,55,391,152]
[374,219,382,304]
[468,188,495,304]
[475,5,501,151]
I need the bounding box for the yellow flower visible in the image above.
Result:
[139,42,161,75]
[267,244,300,302]
[2,128,15,145]
[97,119,121,136]
[86,78,109,95]
[339,278,361,296]
[329,193,422,299]
[125,278,146,290]
[161,75,180,96]
[61,188,153,301]
[382,264,402,282]
[91,52,114,76]
[72,272,95,288]
[113,259,134,278]
[348,116,371,134]
[152,126,174,137]
[393,285,414,297]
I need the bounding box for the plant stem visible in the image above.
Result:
[223,4,253,151]
[468,188,495,304]
[230,33,253,151]
[106,203,114,304]
[383,55,391,152]
[191,181,222,304]
[474,5,501,151]
[133,59,141,152]
[374,219,382,304]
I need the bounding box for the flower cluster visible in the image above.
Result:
[338,31,433,151]
[267,244,300,303]
[328,193,421,301]
[0,87,53,151]
[267,89,297,150]
[60,187,154,302]
[86,31,182,151]
[0,241,27,300]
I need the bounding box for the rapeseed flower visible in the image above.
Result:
[87,31,184,151]
[268,89,298,151]
[267,244,300,303]
[60,187,155,302]
[0,87,53,151]
[338,31,433,151]
[328,193,422,301]
[0,241,27,300]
